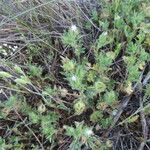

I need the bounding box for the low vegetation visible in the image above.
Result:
[0,0,150,149]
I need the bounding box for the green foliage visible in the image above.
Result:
[62,26,84,56]
[100,117,113,129]
[0,71,12,78]
[1,0,150,149]
[97,32,113,49]
[74,99,86,115]
[62,59,87,91]
[94,81,107,93]
[41,112,59,142]
[60,3,150,147]
[104,90,118,106]
[28,64,43,77]
[15,76,31,85]
[62,27,80,47]
[3,95,18,110]
[29,111,40,124]
[0,92,59,147]
[61,57,76,72]
[64,122,100,150]
[0,137,13,149]
[90,111,103,123]
[27,44,41,57]
[14,65,25,75]
[95,51,115,72]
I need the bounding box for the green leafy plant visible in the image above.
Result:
[41,112,59,142]
[28,64,43,77]
[97,32,113,49]
[0,0,150,149]
[64,122,100,150]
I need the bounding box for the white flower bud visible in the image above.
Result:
[2,51,7,56]
[14,46,18,49]
[112,109,118,116]
[70,25,77,32]
[103,31,108,36]
[8,45,12,49]
[3,44,7,47]
[85,129,93,136]
[71,75,77,81]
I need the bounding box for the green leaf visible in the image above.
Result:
[4,95,17,109]
[29,112,40,124]
[74,99,86,115]
[127,42,139,54]
[94,81,106,93]
[14,65,24,74]
[100,117,112,128]
[104,91,118,105]
[127,65,140,82]
[28,64,43,77]
[61,57,76,71]
[0,71,12,78]
[62,28,79,48]
[41,113,59,142]
[123,56,137,66]
[96,52,114,71]
[139,49,150,61]
[15,76,31,85]
[97,32,113,49]
[114,15,126,29]
[90,111,103,123]
[114,43,122,57]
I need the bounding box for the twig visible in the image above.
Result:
[143,73,150,86]
[0,1,55,27]
[138,96,148,150]
[105,64,147,136]
[14,109,44,150]
[74,1,101,32]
